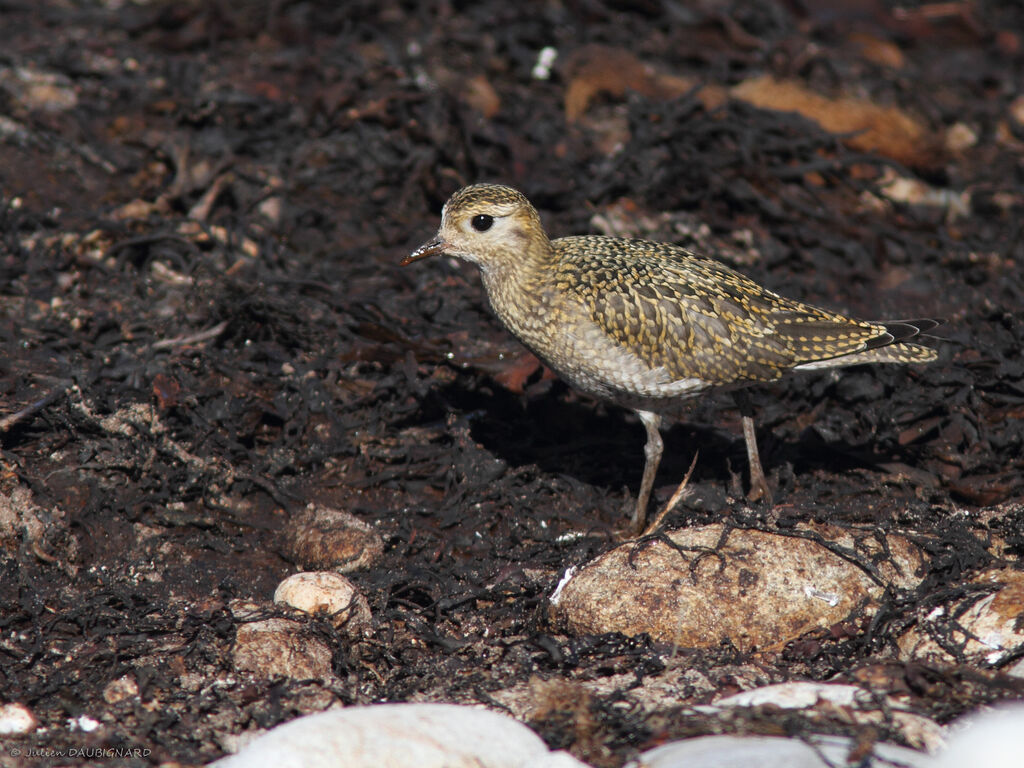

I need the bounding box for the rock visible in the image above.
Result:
[934,703,1024,768]
[273,571,371,637]
[232,618,333,680]
[282,503,384,572]
[898,568,1024,666]
[713,681,864,709]
[0,65,78,112]
[212,703,591,768]
[0,702,36,735]
[631,736,826,768]
[1010,94,1024,128]
[0,465,76,565]
[490,662,753,727]
[103,674,139,704]
[708,681,942,751]
[550,524,923,650]
[69,714,101,733]
[1007,657,1024,679]
[626,734,928,768]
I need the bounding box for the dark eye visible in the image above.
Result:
[471,214,494,232]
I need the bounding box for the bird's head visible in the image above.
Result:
[402,184,549,272]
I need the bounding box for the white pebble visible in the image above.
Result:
[0,703,36,735]
[934,703,1024,768]
[628,734,928,768]
[69,714,101,732]
[213,703,590,768]
[532,47,558,80]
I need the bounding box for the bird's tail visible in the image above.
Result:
[794,318,940,370]
[866,318,941,349]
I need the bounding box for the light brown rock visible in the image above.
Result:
[233,618,333,680]
[0,467,76,565]
[274,571,372,637]
[103,674,139,704]
[283,503,383,573]
[0,65,78,112]
[550,523,924,651]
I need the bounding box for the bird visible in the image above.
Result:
[402,183,938,532]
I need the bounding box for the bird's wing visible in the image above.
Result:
[556,236,897,386]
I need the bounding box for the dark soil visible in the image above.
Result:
[1,1,1023,766]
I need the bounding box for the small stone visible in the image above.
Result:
[0,470,74,562]
[1010,94,1024,128]
[898,568,1024,666]
[0,65,78,112]
[103,674,139,704]
[708,681,942,751]
[233,618,333,680]
[714,681,864,710]
[0,702,36,735]
[550,523,923,650]
[944,121,978,153]
[627,734,928,768]
[69,714,101,732]
[274,571,372,637]
[1007,657,1024,679]
[229,599,265,620]
[179,672,205,692]
[283,503,384,573]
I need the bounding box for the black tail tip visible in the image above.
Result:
[882,318,943,341]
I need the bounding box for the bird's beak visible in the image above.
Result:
[401,236,446,266]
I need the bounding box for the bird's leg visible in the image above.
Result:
[733,391,773,506]
[633,410,663,532]
[741,415,773,505]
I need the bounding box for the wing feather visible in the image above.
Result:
[554,235,933,389]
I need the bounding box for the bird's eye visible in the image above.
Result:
[471,214,494,232]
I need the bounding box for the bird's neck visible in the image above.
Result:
[478,238,556,334]
[480,232,553,288]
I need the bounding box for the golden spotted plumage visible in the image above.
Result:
[552,235,935,389]
[403,183,939,531]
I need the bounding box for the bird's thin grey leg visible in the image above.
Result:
[633,410,663,532]
[741,415,773,505]
[733,391,773,506]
